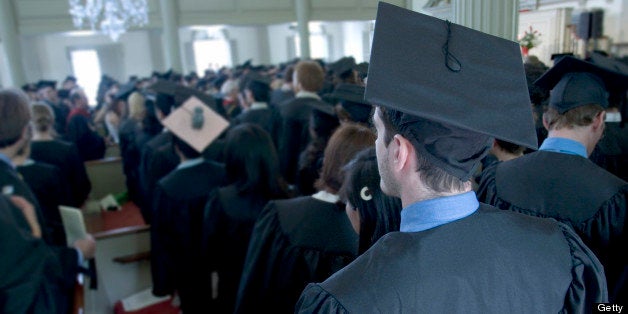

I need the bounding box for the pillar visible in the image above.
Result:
[0,0,26,86]
[295,0,311,59]
[159,0,183,72]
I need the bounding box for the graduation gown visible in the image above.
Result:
[17,161,72,246]
[139,132,179,223]
[0,196,74,314]
[235,195,358,314]
[477,151,628,303]
[30,139,91,207]
[590,122,628,182]
[118,118,143,204]
[0,164,79,314]
[277,98,328,184]
[203,185,272,313]
[232,107,281,148]
[64,114,106,162]
[151,160,225,313]
[297,205,607,313]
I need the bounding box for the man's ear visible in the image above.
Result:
[542,113,550,131]
[392,134,412,172]
[592,110,605,131]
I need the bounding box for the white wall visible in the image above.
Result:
[267,23,295,65]
[22,30,155,84]
[0,42,7,88]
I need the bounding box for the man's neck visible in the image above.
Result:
[32,132,54,141]
[546,128,595,156]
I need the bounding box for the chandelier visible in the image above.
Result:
[68,0,149,41]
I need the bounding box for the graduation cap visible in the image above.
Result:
[550,52,574,64]
[244,72,272,88]
[36,80,57,90]
[115,82,137,101]
[150,79,227,116]
[355,62,369,76]
[330,84,373,123]
[161,96,230,153]
[330,57,356,76]
[21,83,37,93]
[64,75,77,83]
[57,89,71,99]
[365,2,537,180]
[534,56,628,113]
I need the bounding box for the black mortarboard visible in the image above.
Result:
[36,80,57,90]
[550,52,574,64]
[21,83,37,92]
[64,75,77,83]
[115,82,137,101]
[534,56,628,113]
[150,79,178,96]
[330,84,373,123]
[245,72,272,87]
[330,57,356,76]
[355,62,369,76]
[57,89,71,99]
[365,2,537,180]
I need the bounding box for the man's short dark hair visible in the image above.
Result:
[0,89,31,148]
[246,80,270,103]
[377,107,468,193]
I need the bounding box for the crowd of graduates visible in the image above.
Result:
[1,3,628,313]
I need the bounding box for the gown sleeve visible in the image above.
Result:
[296,283,350,314]
[558,221,608,313]
[150,184,175,297]
[475,162,499,205]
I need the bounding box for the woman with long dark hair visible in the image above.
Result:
[340,147,401,254]
[203,123,291,313]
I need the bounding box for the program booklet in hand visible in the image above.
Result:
[59,205,88,246]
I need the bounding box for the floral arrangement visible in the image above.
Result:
[519,26,542,49]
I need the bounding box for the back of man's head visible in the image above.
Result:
[0,89,31,149]
[295,61,325,93]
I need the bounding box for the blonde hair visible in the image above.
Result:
[127,91,146,121]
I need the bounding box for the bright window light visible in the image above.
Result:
[70,49,101,106]
[194,39,232,74]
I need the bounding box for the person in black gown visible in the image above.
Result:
[235,123,375,314]
[150,98,228,313]
[64,91,106,161]
[477,55,628,303]
[203,123,292,313]
[339,147,401,254]
[297,4,607,312]
[29,102,91,208]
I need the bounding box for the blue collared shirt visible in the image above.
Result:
[539,137,587,158]
[0,152,15,170]
[400,191,479,233]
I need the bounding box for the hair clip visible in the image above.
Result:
[360,186,372,201]
[192,106,204,130]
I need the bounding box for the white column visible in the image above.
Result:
[453,0,519,41]
[159,0,183,72]
[0,0,26,86]
[295,0,311,59]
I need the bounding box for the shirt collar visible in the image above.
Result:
[296,91,321,100]
[0,152,15,170]
[312,190,340,203]
[176,157,204,170]
[400,191,479,232]
[539,137,587,158]
[250,102,269,110]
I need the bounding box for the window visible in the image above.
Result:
[70,49,101,106]
[294,22,330,60]
[193,39,232,73]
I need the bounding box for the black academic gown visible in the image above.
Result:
[17,161,71,246]
[30,140,91,207]
[270,89,295,108]
[139,132,179,223]
[0,162,79,313]
[277,97,329,184]
[203,185,272,313]
[477,150,628,303]
[118,119,143,205]
[235,195,358,314]
[64,115,106,162]
[0,195,75,314]
[232,106,281,148]
[151,160,225,313]
[590,122,628,182]
[47,100,70,137]
[297,205,607,313]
